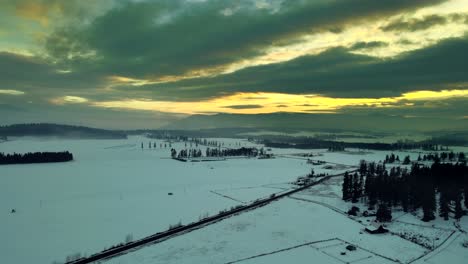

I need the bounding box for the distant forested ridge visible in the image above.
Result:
[264,138,450,151]
[0,124,127,139]
[0,151,73,165]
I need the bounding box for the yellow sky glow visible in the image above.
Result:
[50,95,88,105]
[88,89,468,115]
[0,89,25,95]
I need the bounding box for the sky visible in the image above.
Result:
[0,0,467,130]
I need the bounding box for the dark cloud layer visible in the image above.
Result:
[0,52,104,96]
[138,36,468,99]
[44,0,445,78]
[349,41,388,50]
[381,13,468,32]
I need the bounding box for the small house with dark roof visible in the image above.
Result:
[365,225,389,234]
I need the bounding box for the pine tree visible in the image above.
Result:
[448,151,455,160]
[439,192,450,220]
[403,155,411,165]
[400,173,410,212]
[352,172,360,203]
[464,183,468,209]
[342,172,351,200]
[364,171,377,209]
[359,173,365,202]
[459,152,466,162]
[376,203,392,222]
[359,160,367,175]
[455,192,463,220]
[421,187,436,222]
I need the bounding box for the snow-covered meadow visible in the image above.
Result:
[104,197,428,264]
[1,136,466,264]
[1,136,313,264]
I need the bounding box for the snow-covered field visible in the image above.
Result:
[105,170,468,264]
[0,136,313,264]
[1,136,466,264]
[104,197,427,264]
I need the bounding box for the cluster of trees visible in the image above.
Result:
[384,153,411,164]
[191,138,219,147]
[146,132,188,141]
[296,169,328,186]
[206,147,257,157]
[141,142,171,149]
[174,149,203,158]
[421,144,449,151]
[0,151,73,164]
[343,160,468,222]
[342,171,364,203]
[171,147,258,159]
[328,145,345,152]
[417,152,466,163]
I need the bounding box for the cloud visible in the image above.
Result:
[0,89,25,95]
[42,0,446,79]
[381,13,468,32]
[138,36,468,99]
[51,95,89,105]
[349,41,388,50]
[223,104,263,109]
[1,0,467,130]
[0,52,106,97]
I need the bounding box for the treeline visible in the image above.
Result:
[342,160,468,222]
[173,149,203,158]
[384,153,411,164]
[264,138,446,151]
[141,141,171,149]
[384,152,466,164]
[417,152,466,163]
[206,147,257,157]
[0,124,126,139]
[0,151,73,165]
[171,147,258,159]
[328,145,346,152]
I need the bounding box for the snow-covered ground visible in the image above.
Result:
[104,197,427,264]
[0,136,313,264]
[1,136,466,264]
[105,169,468,264]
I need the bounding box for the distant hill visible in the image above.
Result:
[424,131,468,146]
[164,113,468,133]
[0,123,127,139]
